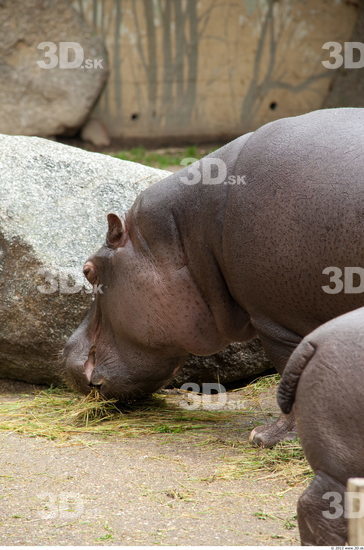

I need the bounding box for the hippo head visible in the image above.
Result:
[62,212,225,401]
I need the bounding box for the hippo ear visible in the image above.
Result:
[106,213,127,248]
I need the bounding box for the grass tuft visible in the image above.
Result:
[0,387,235,444]
[216,439,312,486]
[234,373,280,398]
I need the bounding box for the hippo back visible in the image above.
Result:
[223,108,364,337]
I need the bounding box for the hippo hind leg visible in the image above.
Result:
[298,470,346,545]
[250,322,301,447]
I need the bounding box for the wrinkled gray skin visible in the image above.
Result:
[278,307,364,545]
[63,108,364,446]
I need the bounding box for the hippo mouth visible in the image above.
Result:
[62,301,185,402]
[65,341,182,402]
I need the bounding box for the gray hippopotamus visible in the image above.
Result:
[278,307,364,545]
[63,108,364,447]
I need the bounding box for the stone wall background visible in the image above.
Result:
[74,0,359,142]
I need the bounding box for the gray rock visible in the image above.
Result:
[0,0,108,136]
[173,340,272,388]
[81,118,111,147]
[0,134,272,388]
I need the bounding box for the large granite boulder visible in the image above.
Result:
[0,0,108,136]
[0,135,272,388]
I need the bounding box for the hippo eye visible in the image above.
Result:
[83,262,97,285]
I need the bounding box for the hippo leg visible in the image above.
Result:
[249,324,301,447]
[249,410,296,448]
[297,471,346,545]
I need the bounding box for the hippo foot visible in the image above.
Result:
[298,471,346,545]
[249,412,296,448]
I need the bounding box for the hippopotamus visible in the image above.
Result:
[63,108,364,447]
[277,307,364,545]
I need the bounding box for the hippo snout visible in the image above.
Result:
[88,379,104,390]
[62,294,187,401]
[88,369,106,391]
[62,356,92,395]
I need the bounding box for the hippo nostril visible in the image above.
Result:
[84,348,96,382]
[89,382,102,389]
[89,375,105,391]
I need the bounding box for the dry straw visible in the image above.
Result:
[0,375,312,485]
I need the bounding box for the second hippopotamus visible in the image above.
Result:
[278,306,364,545]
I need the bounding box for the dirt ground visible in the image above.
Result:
[0,380,303,546]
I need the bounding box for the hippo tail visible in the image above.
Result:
[277,339,316,414]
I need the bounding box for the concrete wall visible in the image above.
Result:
[324,0,364,109]
[74,0,358,142]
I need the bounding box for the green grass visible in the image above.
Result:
[95,523,114,542]
[112,145,213,169]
